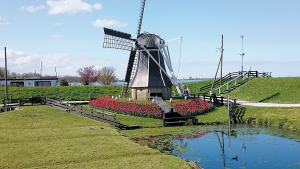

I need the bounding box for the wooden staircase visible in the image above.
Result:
[219,78,249,96]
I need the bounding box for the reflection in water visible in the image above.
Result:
[133,125,300,169]
[170,125,300,168]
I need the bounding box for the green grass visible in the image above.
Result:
[82,105,163,128]
[0,85,125,103]
[0,106,191,168]
[195,105,300,130]
[226,77,300,103]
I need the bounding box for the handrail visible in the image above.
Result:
[200,71,271,93]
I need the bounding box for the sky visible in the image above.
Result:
[0,0,300,79]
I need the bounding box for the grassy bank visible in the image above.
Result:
[0,106,191,168]
[120,105,300,140]
[0,85,124,103]
[226,77,300,103]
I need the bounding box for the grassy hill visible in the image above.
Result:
[226,77,300,104]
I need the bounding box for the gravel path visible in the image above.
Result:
[236,100,300,107]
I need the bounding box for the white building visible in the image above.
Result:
[0,76,58,87]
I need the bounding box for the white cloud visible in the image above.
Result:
[0,50,108,76]
[54,22,62,26]
[50,34,64,38]
[91,19,128,28]
[21,5,45,13]
[0,16,9,25]
[47,0,102,15]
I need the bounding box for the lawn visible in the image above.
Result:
[226,77,300,104]
[0,106,191,169]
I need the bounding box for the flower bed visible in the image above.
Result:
[171,98,213,116]
[89,96,162,118]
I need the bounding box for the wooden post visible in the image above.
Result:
[163,112,165,127]
[19,98,21,106]
[114,115,116,126]
[4,47,8,99]
[228,96,230,124]
[3,99,6,112]
[221,97,224,105]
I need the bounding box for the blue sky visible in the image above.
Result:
[0,0,299,79]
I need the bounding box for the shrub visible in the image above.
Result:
[60,79,69,86]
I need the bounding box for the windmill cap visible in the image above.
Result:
[137,32,164,48]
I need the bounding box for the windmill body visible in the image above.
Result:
[129,32,172,100]
[102,0,182,100]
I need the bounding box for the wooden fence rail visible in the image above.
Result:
[45,98,120,127]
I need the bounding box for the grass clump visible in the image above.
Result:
[0,106,191,169]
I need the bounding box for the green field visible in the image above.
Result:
[226,77,300,104]
[0,106,191,168]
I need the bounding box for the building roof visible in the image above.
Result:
[0,76,58,81]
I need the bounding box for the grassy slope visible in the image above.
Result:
[196,105,300,130]
[226,77,300,103]
[0,106,190,169]
[0,85,124,103]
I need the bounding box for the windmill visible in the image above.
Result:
[103,0,183,100]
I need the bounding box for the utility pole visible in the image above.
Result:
[40,61,42,77]
[210,35,224,95]
[239,35,245,75]
[220,35,223,87]
[4,47,8,99]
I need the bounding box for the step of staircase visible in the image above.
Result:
[219,79,249,96]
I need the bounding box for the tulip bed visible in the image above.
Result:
[171,98,213,116]
[89,96,162,118]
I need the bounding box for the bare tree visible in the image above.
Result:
[77,65,100,85]
[98,66,117,85]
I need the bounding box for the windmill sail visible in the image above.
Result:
[103,28,134,51]
[125,49,137,82]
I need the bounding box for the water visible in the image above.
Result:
[133,125,300,168]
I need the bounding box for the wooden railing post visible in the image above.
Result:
[19,98,21,106]
[163,111,165,127]
[3,99,6,112]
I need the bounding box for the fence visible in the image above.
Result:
[45,98,120,127]
[199,71,271,92]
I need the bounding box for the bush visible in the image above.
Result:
[60,79,69,86]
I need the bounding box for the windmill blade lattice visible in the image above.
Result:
[103,28,135,51]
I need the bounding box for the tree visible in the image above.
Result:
[77,65,100,85]
[97,66,117,85]
[60,79,69,86]
[0,67,9,78]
